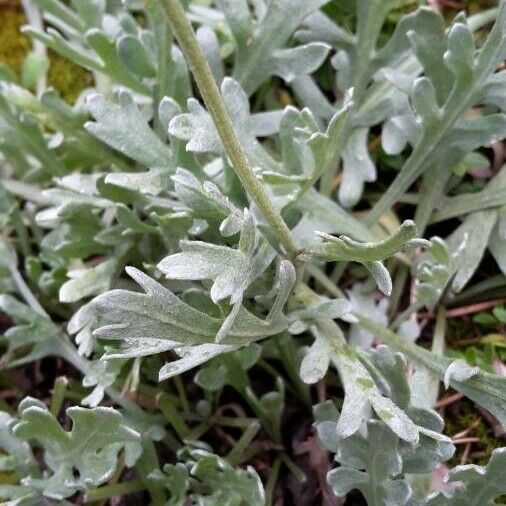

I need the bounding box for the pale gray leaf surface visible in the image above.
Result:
[151,447,264,505]
[327,421,411,506]
[70,262,293,375]
[218,0,330,95]
[85,92,172,168]
[169,78,280,172]
[370,4,506,220]
[59,258,117,303]
[446,210,497,293]
[12,399,140,500]
[426,448,506,506]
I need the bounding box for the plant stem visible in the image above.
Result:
[159,0,298,258]
[227,420,261,465]
[84,479,145,503]
[50,376,68,417]
[10,266,49,318]
[157,392,191,440]
[264,456,282,506]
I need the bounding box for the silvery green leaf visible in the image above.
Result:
[169,78,280,172]
[0,238,18,271]
[104,169,168,196]
[364,346,454,473]
[305,220,423,263]
[158,212,270,305]
[0,93,66,179]
[159,240,249,304]
[443,360,480,389]
[290,75,335,121]
[85,91,172,168]
[397,320,420,343]
[59,258,117,303]
[296,6,445,207]
[340,128,375,208]
[327,421,412,506]
[160,343,237,381]
[171,168,243,234]
[303,220,427,294]
[478,71,506,111]
[382,112,418,155]
[348,284,389,350]
[293,189,375,246]
[300,334,331,384]
[12,400,140,500]
[364,262,393,297]
[0,412,36,477]
[357,317,506,429]
[290,298,355,326]
[313,321,419,443]
[196,26,224,85]
[426,448,506,506]
[81,359,125,407]
[414,237,452,308]
[432,166,506,223]
[271,42,331,83]
[24,22,151,95]
[151,448,264,505]
[117,34,156,78]
[333,346,418,443]
[0,295,62,368]
[489,210,506,275]
[370,4,506,220]
[72,263,293,374]
[315,345,454,503]
[218,0,330,95]
[293,93,354,192]
[295,10,355,49]
[446,210,497,293]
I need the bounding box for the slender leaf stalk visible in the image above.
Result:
[159,0,298,258]
[50,376,68,417]
[83,479,145,503]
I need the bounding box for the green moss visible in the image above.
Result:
[47,50,92,103]
[0,6,31,75]
[444,398,504,468]
[0,4,91,103]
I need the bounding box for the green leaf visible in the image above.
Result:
[0,412,36,477]
[169,77,282,172]
[0,295,61,368]
[357,316,506,430]
[150,447,264,505]
[85,91,172,169]
[59,258,117,303]
[326,421,411,506]
[12,399,140,500]
[70,261,295,378]
[369,4,506,221]
[171,168,244,235]
[304,220,424,262]
[446,210,497,293]
[312,320,419,443]
[303,220,428,295]
[218,0,330,95]
[427,449,506,505]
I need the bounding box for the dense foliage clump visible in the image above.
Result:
[0,0,505,504]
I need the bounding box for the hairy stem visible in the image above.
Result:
[160,0,298,258]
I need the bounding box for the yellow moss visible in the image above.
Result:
[47,50,92,103]
[0,4,91,103]
[0,6,31,75]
